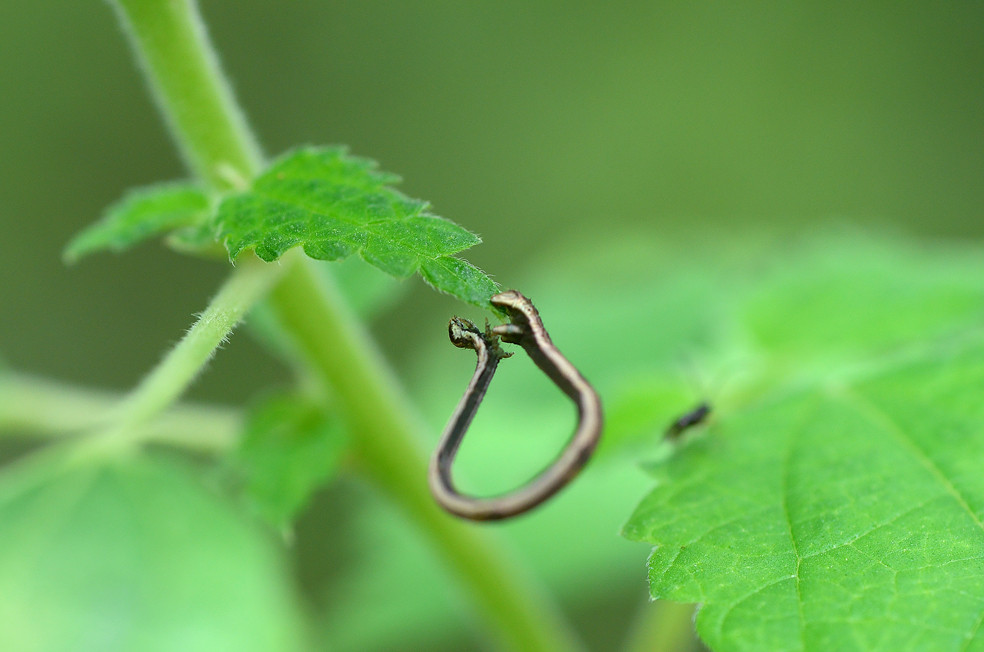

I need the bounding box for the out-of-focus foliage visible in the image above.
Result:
[0,455,306,652]
[2,2,983,651]
[3,1,982,390]
[231,393,347,533]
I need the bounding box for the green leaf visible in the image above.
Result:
[615,231,984,650]
[64,183,210,263]
[214,147,498,308]
[0,454,306,652]
[624,335,984,651]
[232,394,347,532]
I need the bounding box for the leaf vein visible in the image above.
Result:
[780,420,807,652]
[836,387,984,536]
[800,494,942,562]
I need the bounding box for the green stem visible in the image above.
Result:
[0,258,275,482]
[109,2,582,650]
[0,373,240,453]
[92,255,280,451]
[623,600,699,652]
[270,256,582,652]
[109,0,262,188]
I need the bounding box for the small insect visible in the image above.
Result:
[665,401,711,440]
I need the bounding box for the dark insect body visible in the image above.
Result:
[666,402,711,440]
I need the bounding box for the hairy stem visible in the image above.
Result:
[89,255,281,453]
[109,0,262,188]
[109,1,581,649]
[0,373,240,453]
[0,257,276,481]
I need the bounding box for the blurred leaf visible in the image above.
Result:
[214,147,499,308]
[314,481,478,651]
[315,468,652,652]
[598,376,708,457]
[738,233,984,372]
[64,183,210,263]
[233,394,347,533]
[502,230,984,453]
[0,454,306,652]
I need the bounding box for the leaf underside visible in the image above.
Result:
[214,147,499,308]
[619,233,984,652]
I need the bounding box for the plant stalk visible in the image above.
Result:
[0,373,240,453]
[90,254,281,453]
[623,599,699,652]
[0,256,276,483]
[109,0,262,188]
[108,1,582,649]
[269,256,582,652]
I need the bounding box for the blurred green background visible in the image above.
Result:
[2,1,982,393]
[0,2,982,650]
